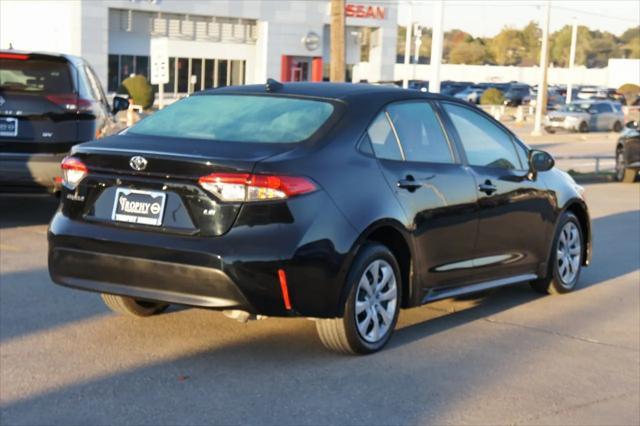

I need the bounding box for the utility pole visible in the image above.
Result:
[566,17,578,104]
[402,1,412,88]
[330,0,345,82]
[532,0,551,136]
[429,0,444,93]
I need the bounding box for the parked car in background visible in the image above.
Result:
[615,120,640,183]
[576,85,615,100]
[454,85,485,104]
[440,81,472,97]
[408,80,429,92]
[544,100,624,133]
[0,50,129,193]
[503,84,531,106]
[49,82,591,354]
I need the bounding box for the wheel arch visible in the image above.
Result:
[562,199,592,266]
[338,220,416,315]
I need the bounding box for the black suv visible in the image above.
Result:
[0,51,129,192]
[615,120,640,183]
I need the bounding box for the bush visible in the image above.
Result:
[618,83,640,106]
[118,75,154,110]
[480,88,505,105]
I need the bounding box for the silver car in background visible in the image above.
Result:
[544,100,624,133]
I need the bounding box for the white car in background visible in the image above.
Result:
[544,100,625,133]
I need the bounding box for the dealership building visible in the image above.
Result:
[0,0,398,94]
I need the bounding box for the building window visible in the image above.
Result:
[107,54,151,92]
[108,54,119,92]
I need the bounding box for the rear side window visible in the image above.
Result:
[386,102,453,164]
[128,95,334,143]
[595,103,612,113]
[366,112,403,161]
[0,58,73,93]
[443,103,522,170]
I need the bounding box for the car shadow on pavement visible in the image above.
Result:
[0,194,59,229]
[579,211,640,289]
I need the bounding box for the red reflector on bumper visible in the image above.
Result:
[278,269,292,311]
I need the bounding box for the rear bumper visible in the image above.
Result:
[50,247,252,309]
[0,152,65,191]
[47,190,358,317]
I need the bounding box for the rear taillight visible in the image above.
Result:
[61,156,88,189]
[198,173,317,202]
[46,94,93,112]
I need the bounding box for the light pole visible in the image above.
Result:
[402,1,413,89]
[413,23,422,81]
[429,0,444,93]
[532,0,551,136]
[566,17,578,104]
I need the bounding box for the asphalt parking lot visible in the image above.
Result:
[1,181,639,425]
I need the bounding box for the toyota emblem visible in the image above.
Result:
[129,156,148,171]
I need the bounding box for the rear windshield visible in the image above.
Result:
[128,95,335,143]
[0,58,73,93]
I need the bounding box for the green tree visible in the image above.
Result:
[489,27,526,65]
[619,26,640,58]
[550,25,592,67]
[586,30,621,67]
[520,21,541,66]
[449,41,487,64]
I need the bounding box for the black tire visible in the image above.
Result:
[530,212,583,295]
[613,121,623,132]
[316,243,401,355]
[615,149,638,183]
[101,294,168,317]
[578,121,589,133]
[545,126,556,134]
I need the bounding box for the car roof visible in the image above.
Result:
[201,82,451,102]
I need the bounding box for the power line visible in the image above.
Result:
[551,5,639,24]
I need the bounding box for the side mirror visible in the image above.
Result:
[111,96,130,114]
[529,150,554,176]
[626,120,638,129]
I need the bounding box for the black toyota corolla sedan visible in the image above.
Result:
[48,82,592,354]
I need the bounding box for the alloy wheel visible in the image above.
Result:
[354,259,398,343]
[616,150,625,181]
[556,222,582,286]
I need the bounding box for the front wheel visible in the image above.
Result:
[316,243,401,354]
[616,149,638,183]
[101,294,168,317]
[531,212,583,295]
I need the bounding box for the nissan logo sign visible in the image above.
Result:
[129,156,148,171]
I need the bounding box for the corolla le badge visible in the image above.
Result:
[129,156,148,171]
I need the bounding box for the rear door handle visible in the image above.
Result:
[478,180,497,195]
[397,177,422,191]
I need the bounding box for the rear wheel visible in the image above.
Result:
[616,149,638,183]
[316,243,401,354]
[613,121,623,132]
[531,212,583,295]
[578,121,589,133]
[101,294,168,317]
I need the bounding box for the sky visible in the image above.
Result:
[396,0,640,37]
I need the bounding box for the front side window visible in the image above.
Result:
[366,112,403,161]
[443,103,522,170]
[128,95,335,143]
[386,102,453,164]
